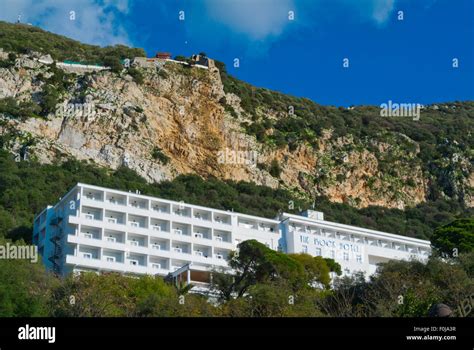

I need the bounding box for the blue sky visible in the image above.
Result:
[1,0,473,106]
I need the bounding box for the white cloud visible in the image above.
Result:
[371,0,396,24]
[0,0,131,46]
[202,0,398,42]
[203,0,296,40]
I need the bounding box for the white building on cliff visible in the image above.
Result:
[33,183,431,286]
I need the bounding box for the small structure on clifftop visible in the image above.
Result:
[155,52,172,60]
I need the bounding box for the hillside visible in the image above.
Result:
[0,21,473,241]
[0,21,144,64]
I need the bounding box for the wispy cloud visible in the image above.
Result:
[0,0,132,46]
[203,0,295,41]
[367,0,396,24]
[201,0,398,42]
[0,0,400,50]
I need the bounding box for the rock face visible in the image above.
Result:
[0,52,472,210]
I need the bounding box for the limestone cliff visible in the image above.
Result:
[0,50,472,210]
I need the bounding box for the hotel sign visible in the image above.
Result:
[300,235,361,253]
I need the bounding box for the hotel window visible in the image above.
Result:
[356,255,363,263]
[301,245,308,254]
[343,252,349,261]
[315,248,322,256]
[330,250,335,259]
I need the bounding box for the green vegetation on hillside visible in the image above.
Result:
[0,97,41,120]
[0,150,471,244]
[431,218,474,255]
[1,234,472,317]
[0,21,145,65]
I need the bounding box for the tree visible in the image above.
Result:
[103,56,122,73]
[269,159,282,178]
[151,146,170,165]
[324,258,342,276]
[0,238,56,317]
[50,272,179,317]
[7,52,16,61]
[174,55,186,62]
[431,218,474,256]
[289,254,331,288]
[127,67,144,84]
[211,240,304,301]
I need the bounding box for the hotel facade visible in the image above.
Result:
[33,183,431,286]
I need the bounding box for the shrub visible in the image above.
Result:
[127,67,144,84]
[0,97,41,120]
[0,21,145,64]
[151,147,170,165]
[269,159,282,178]
[103,56,122,73]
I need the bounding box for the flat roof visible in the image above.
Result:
[280,212,431,246]
[76,183,280,224]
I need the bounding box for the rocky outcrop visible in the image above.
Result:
[0,52,472,210]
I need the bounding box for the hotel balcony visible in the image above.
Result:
[192,208,212,222]
[193,226,212,241]
[172,205,191,218]
[65,254,169,275]
[81,207,102,221]
[83,189,104,202]
[105,192,127,206]
[128,196,149,210]
[213,213,231,226]
[151,202,170,214]
[128,214,148,229]
[104,210,126,225]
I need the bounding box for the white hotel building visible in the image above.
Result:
[33,183,431,286]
